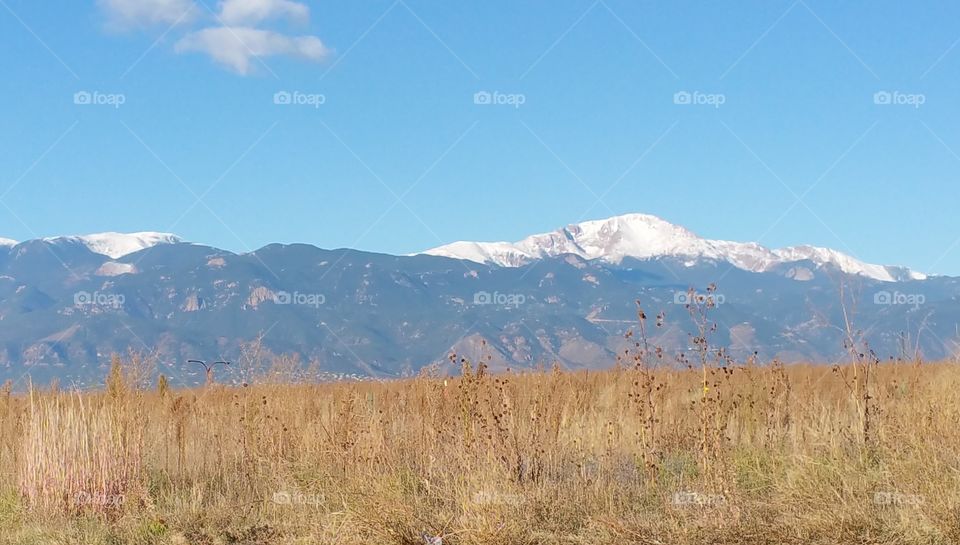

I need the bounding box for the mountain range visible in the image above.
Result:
[0,214,955,388]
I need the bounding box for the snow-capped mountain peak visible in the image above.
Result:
[422,213,922,282]
[43,232,183,259]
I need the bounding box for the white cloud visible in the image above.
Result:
[219,0,310,25]
[174,27,328,74]
[98,0,198,29]
[99,0,327,75]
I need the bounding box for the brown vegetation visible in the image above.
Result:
[0,349,958,544]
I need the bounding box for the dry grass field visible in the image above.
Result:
[0,345,958,545]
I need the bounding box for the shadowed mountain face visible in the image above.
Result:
[0,232,956,389]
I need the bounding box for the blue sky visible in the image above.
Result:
[1,0,959,274]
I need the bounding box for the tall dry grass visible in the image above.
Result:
[18,390,142,514]
[0,352,957,544]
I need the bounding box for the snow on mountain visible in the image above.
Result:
[44,232,182,259]
[422,213,922,282]
[769,245,925,282]
[95,262,139,276]
[426,241,536,267]
[0,238,17,247]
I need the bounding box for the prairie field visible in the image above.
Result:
[1,354,959,545]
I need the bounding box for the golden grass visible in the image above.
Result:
[1,356,959,545]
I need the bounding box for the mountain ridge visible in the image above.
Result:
[422,213,926,283]
[0,214,929,282]
[41,232,183,259]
